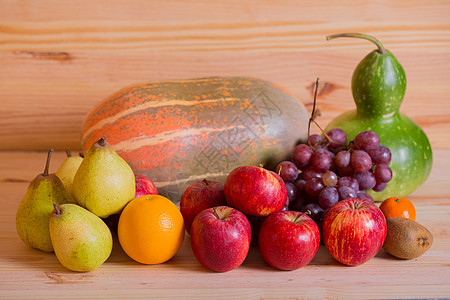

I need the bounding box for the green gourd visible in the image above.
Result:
[325,33,432,201]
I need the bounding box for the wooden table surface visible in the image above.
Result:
[1,150,449,299]
[1,0,450,298]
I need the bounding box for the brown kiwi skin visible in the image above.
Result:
[383,217,433,259]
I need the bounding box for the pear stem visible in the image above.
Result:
[66,150,72,157]
[43,149,54,176]
[53,203,61,216]
[98,137,106,146]
[326,33,387,55]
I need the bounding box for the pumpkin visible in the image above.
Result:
[81,76,309,203]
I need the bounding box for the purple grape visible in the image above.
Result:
[281,196,290,211]
[368,145,392,165]
[373,181,388,192]
[300,166,323,181]
[354,131,380,151]
[338,176,359,191]
[293,144,313,169]
[337,165,354,177]
[338,185,357,201]
[374,164,393,183]
[322,170,338,187]
[351,150,373,173]
[326,128,347,148]
[294,178,307,193]
[356,191,374,202]
[330,145,347,155]
[327,150,337,171]
[335,150,351,168]
[354,171,376,190]
[276,161,299,182]
[303,203,324,223]
[311,148,332,173]
[285,181,298,202]
[308,134,323,148]
[305,178,324,196]
[318,186,339,209]
[289,194,308,211]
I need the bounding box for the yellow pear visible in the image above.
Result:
[73,137,135,218]
[16,150,76,252]
[50,203,113,272]
[56,150,83,198]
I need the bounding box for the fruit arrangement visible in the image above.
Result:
[15,33,434,273]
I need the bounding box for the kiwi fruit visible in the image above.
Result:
[383,217,433,259]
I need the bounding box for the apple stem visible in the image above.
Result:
[202,179,209,186]
[43,149,54,176]
[212,207,221,220]
[294,210,311,223]
[53,203,61,216]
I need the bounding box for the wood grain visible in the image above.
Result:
[0,0,449,150]
[0,150,449,299]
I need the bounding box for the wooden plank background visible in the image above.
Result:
[0,0,449,151]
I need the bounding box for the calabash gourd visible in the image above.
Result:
[81,77,309,203]
[325,33,432,201]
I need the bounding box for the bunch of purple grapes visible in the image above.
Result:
[276,128,392,226]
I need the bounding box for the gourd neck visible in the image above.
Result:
[351,50,406,119]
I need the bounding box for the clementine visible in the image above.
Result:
[379,197,416,221]
[118,195,185,264]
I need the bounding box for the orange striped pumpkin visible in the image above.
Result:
[81,77,309,203]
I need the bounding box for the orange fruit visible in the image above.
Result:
[118,195,185,264]
[379,197,416,221]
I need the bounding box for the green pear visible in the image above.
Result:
[73,137,135,218]
[16,150,76,252]
[55,150,83,198]
[49,203,113,272]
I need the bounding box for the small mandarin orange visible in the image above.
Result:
[379,197,416,221]
[118,195,185,264]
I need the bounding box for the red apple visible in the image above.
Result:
[190,206,251,272]
[180,179,227,234]
[323,198,387,266]
[224,166,287,217]
[134,173,158,198]
[258,210,320,270]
